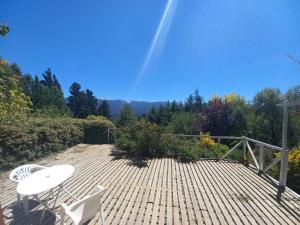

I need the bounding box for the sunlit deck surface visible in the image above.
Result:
[1,144,299,225]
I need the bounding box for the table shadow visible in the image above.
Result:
[4,200,56,225]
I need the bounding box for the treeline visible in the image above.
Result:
[1,57,300,148]
[0,59,111,122]
[118,88,300,149]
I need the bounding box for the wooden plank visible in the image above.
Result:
[134,159,159,224]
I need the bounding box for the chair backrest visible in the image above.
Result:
[9,164,46,182]
[68,185,106,223]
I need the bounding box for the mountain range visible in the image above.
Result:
[99,99,167,117]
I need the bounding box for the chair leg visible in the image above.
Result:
[99,205,105,225]
[23,196,29,215]
[17,193,21,207]
[60,205,66,225]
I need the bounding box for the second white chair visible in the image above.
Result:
[60,185,106,225]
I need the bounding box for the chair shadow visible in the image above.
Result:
[3,200,56,225]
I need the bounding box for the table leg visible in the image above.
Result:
[52,185,63,210]
[23,196,29,215]
[39,190,52,225]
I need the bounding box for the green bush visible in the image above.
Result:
[0,117,114,171]
[115,120,230,161]
[115,119,162,156]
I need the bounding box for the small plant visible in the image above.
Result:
[234,193,253,203]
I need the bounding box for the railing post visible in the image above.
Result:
[259,144,264,174]
[277,99,289,201]
[217,138,220,160]
[243,137,248,166]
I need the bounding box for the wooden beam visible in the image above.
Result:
[259,144,264,172]
[246,141,259,169]
[277,98,290,200]
[219,140,243,161]
[263,156,282,173]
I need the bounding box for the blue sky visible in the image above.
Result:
[0,0,299,102]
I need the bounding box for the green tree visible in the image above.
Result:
[117,104,136,127]
[147,106,157,123]
[193,88,205,113]
[167,112,196,134]
[20,68,65,111]
[251,88,282,145]
[184,94,194,112]
[0,59,31,123]
[67,82,98,118]
[98,100,111,119]
[286,85,300,148]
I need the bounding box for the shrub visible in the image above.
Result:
[287,144,300,193]
[160,135,200,161]
[166,112,196,134]
[114,120,230,161]
[0,117,114,171]
[115,119,161,156]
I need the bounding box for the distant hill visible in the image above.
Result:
[98,99,167,117]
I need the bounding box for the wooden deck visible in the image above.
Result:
[1,144,299,225]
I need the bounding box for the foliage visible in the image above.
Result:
[0,23,9,36]
[194,93,248,136]
[20,69,65,111]
[287,144,300,193]
[67,82,98,118]
[199,132,216,147]
[0,60,32,123]
[115,120,229,161]
[116,104,136,127]
[32,106,72,118]
[0,117,114,171]
[166,112,196,134]
[251,88,282,146]
[115,119,161,156]
[98,100,111,119]
[184,88,205,113]
[160,135,202,161]
[195,98,234,136]
[286,85,300,147]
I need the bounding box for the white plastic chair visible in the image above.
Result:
[60,185,106,225]
[9,164,47,211]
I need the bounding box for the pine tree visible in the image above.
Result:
[98,100,111,119]
[67,83,98,118]
[117,104,136,127]
[184,94,194,112]
[193,88,204,113]
[147,106,157,123]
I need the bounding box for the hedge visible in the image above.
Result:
[0,117,114,171]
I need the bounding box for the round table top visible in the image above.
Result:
[17,165,74,196]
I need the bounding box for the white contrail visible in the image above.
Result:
[133,0,178,90]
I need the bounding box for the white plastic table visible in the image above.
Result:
[17,165,74,223]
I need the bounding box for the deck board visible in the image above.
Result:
[1,144,299,225]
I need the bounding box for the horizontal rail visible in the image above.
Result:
[244,137,282,151]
